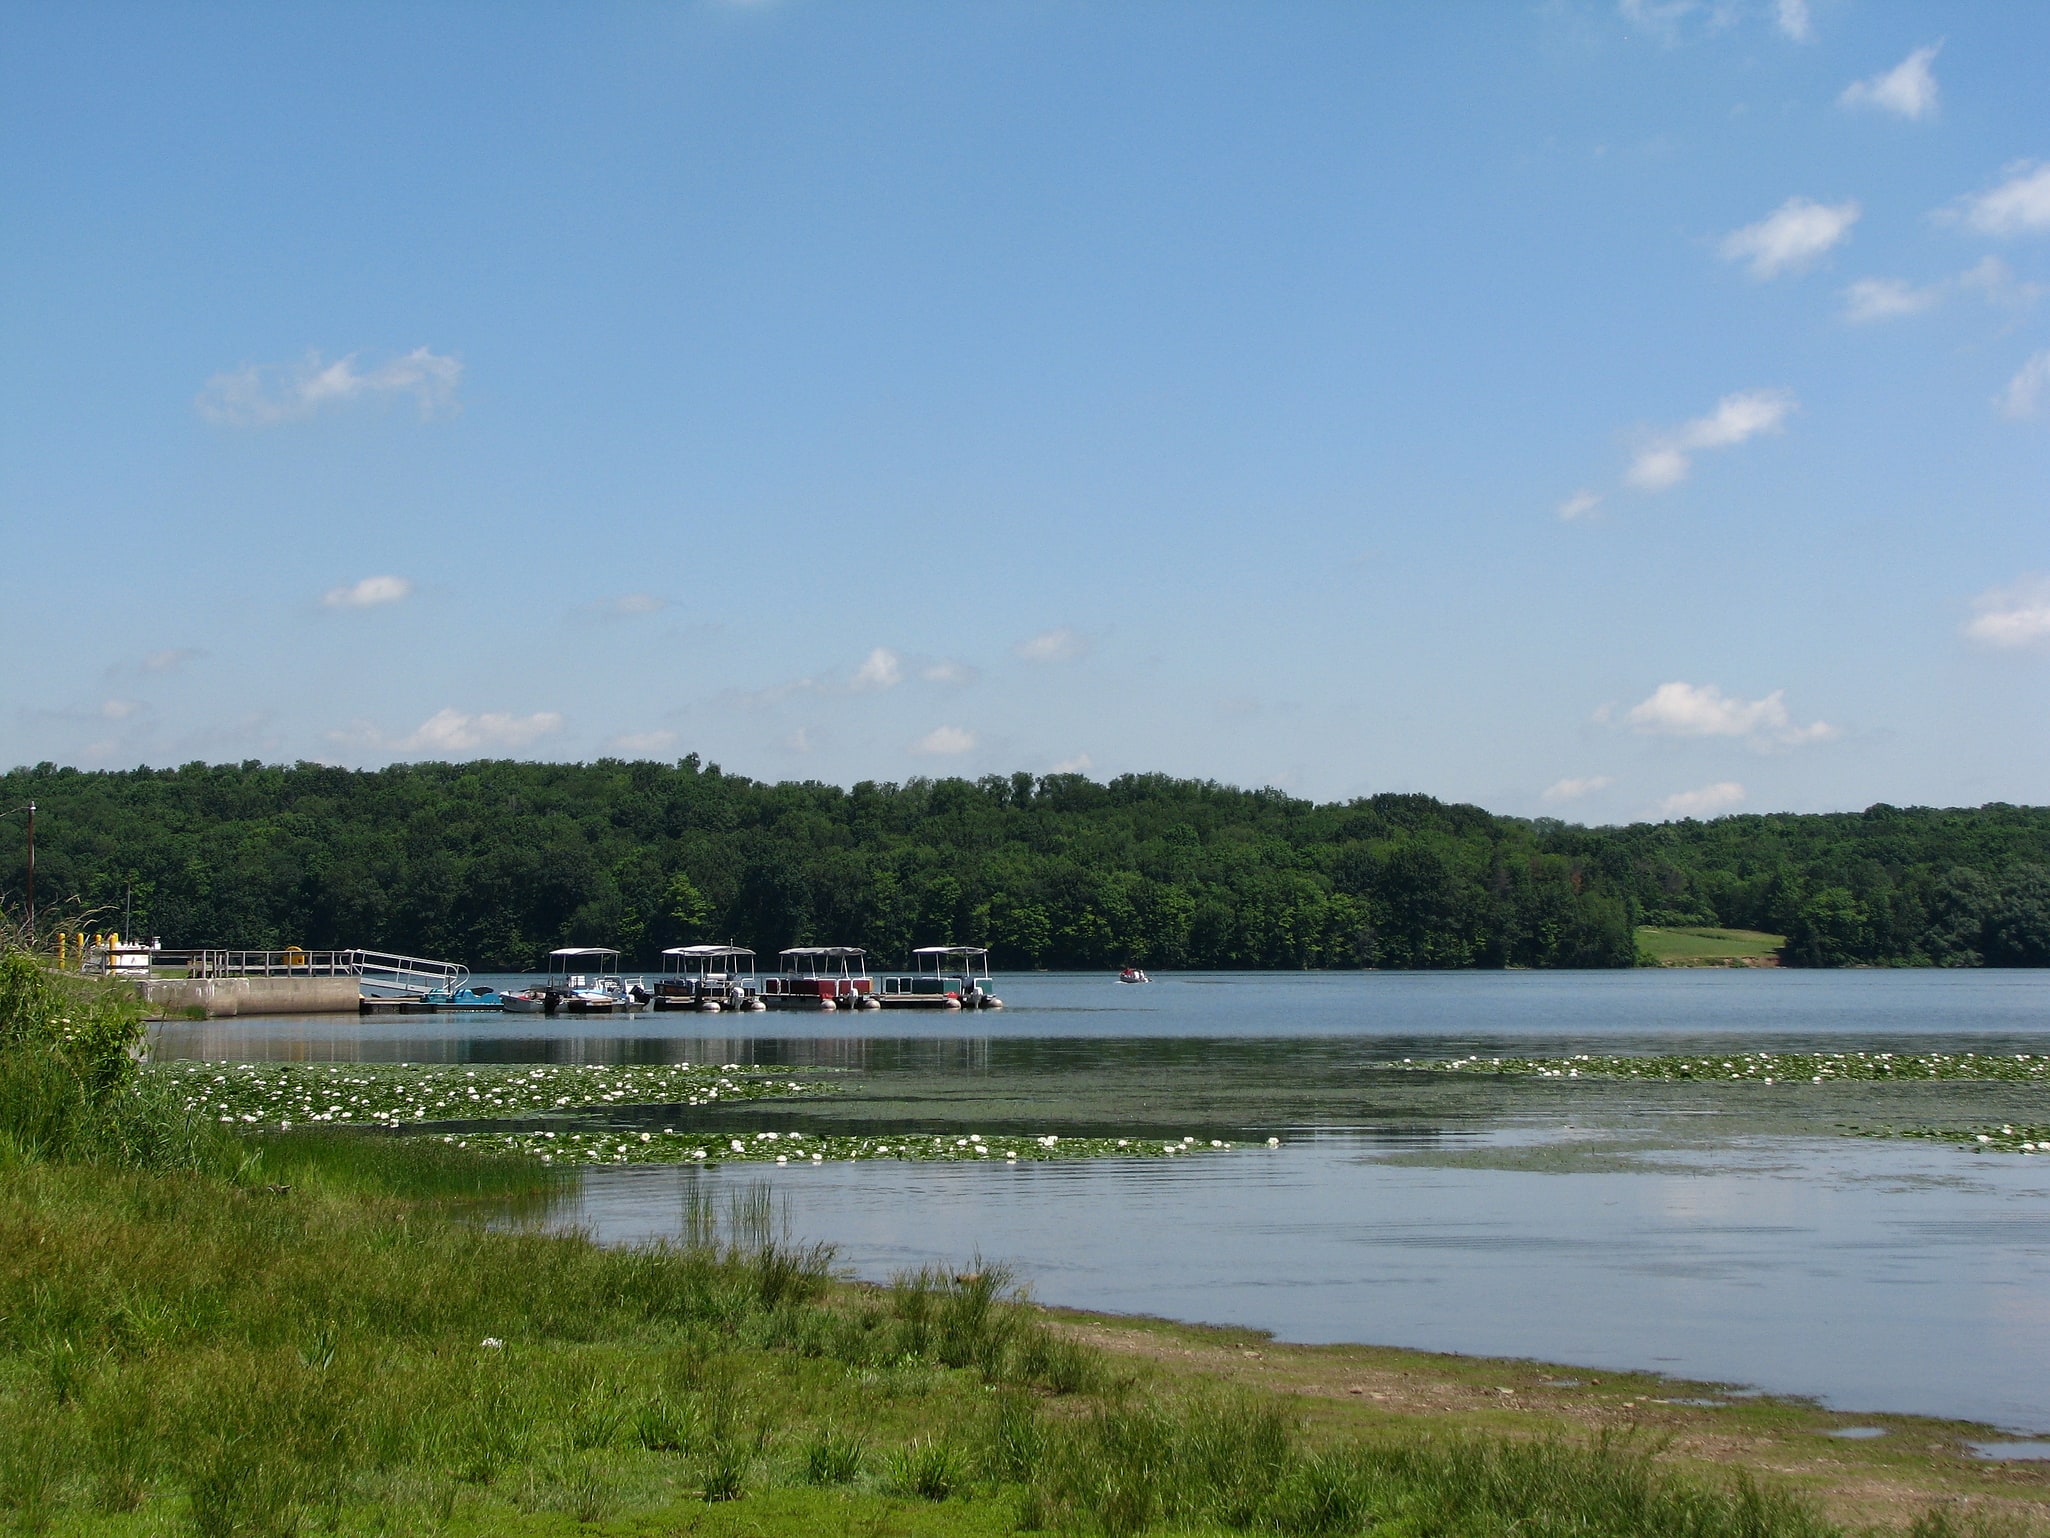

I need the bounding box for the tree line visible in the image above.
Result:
[2,758,2046,970]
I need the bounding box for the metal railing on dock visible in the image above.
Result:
[92,946,467,999]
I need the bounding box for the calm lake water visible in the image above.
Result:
[152,969,2050,1430]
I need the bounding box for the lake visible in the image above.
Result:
[150,968,2050,1430]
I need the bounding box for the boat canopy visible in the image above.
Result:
[778,945,868,976]
[550,947,620,959]
[661,944,755,977]
[911,946,989,959]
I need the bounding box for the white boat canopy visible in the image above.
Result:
[779,946,868,958]
[911,946,990,959]
[549,947,620,961]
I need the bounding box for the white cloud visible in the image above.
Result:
[1542,775,1615,803]
[1963,576,2050,648]
[1997,350,2050,420]
[402,709,562,754]
[1625,389,1797,491]
[606,730,677,756]
[911,725,976,756]
[1954,162,2050,238]
[922,659,978,685]
[198,347,462,427]
[334,708,565,757]
[1842,276,1942,323]
[140,647,202,674]
[1838,44,1941,120]
[1625,681,1836,747]
[101,699,140,720]
[1659,781,1746,818]
[607,593,666,616]
[1016,627,1089,663]
[1720,197,1860,279]
[1959,257,2044,311]
[1773,0,1812,42]
[783,727,814,753]
[1558,489,1604,521]
[1049,753,1093,775]
[1616,0,1703,45]
[851,647,903,691]
[322,574,414,609]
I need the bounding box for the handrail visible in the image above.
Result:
[84,945,468,998]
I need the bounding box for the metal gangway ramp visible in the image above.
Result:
[170,947,468,1001]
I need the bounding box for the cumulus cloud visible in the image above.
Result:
[1049,754,1094,775]
[402,709,562,754]
[1963,576,2050,649]
[922,659,978,685]
[1542,775,1615,803]
[1842,276,1942,323]
[198,347,462,427]
[1953,162,2050,238]
[1016,627,1089,663]
[1774,0,1812,42]
[1720,197,1860,279]
[1960,257,2044,311]
[1659,781,1746,818]
[100,699,140,720]
[851,647,903,691]
[140,647,203,674]
[1838,44,1941,120]
[606,730,677,756]
[334,708,564,756]
[1625,389,1797,491]
[1625,681,1836,747]
[1998,351,2050,420]
[911,725,976,756]
[322,574,414,609]
[1558,489,1604,521]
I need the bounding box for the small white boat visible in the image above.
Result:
[1118,966,1151,984]
[540,947,649,1014]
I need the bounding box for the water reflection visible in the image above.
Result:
[148,970,2050,1429]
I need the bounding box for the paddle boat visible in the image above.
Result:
[653,944,765,1013]
[877,946,1004,1010]
[758,946,879,1010]
[421,982,505,1012]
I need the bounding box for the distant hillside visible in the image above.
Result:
[3,760,2045,970]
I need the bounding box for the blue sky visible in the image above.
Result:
[3,0,2045,821]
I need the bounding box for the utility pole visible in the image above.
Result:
[24,800,34,943]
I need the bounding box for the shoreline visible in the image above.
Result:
[1032,1301,2050,1529]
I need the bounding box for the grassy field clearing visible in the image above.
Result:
[1636,926,1787,965]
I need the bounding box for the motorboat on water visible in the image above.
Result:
[877,946,1004,1009]
[539,947,650,1015]
[501,987,548,1014]
[758,946,879,1010]
[1118,966,1151,984]
[653,944,765,1013]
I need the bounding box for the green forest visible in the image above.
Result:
[4,758,2048,970]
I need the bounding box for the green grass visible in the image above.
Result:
[1636,925,1786,964]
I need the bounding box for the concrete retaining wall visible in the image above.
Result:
[141,975,361,1018]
